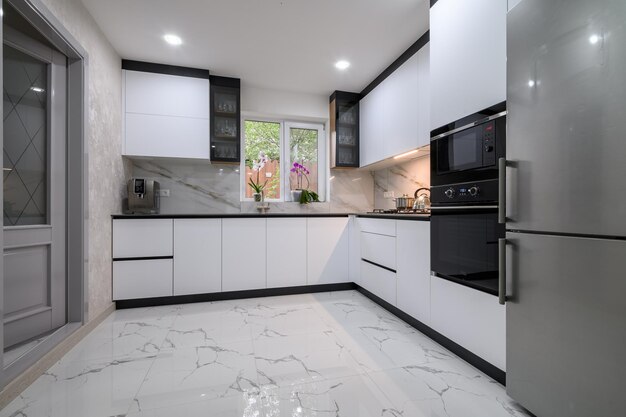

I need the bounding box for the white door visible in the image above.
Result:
[3,29,67,351]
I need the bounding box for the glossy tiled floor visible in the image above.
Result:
[0,291,530,417]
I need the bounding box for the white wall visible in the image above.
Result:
[40,0,129,322]
[241,84,328,121]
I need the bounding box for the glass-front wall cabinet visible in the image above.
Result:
[330,91,360,168]
[210,76,240,162]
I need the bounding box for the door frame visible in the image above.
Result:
[0,0,87,387]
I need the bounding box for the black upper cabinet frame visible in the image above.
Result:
[330,91,361,168]
[210,76,241,163]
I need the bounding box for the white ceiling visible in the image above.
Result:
[80,0,429,96]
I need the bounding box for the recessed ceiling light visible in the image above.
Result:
[589,34,601,45]
[527,80,535,87]
[163,34,182,46]
[335,60,350,70]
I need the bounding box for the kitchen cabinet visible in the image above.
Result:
[113,259,173,300]
[306,217,349,285]
[396,220,430,325]
[222,218,266,292]
[360,232,396,270]
[122,69,211,159]
[361,260,397,305]
[112,218,173,259]
[267,218,307,288]
[348,216,361,285]
[430,275,506,370]
[359,45,430,166]
[210,76,241,163]
[430,0,507,130]
[173,219,221,295]
[330,91,360,168]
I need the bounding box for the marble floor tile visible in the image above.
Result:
[0,290,530,417]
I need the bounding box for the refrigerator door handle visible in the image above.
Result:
[498,238,507,305]
[498,158,506,224]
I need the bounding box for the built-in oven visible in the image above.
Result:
[430,185,504,295]
[431,102,506,186]
[430,103,506,296]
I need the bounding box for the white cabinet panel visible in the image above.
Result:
[360,232,396,270]
[361,261,397,305]
[396,220,431,325]
[359,86,386,167]
[112,219,173,258]
[124,70,210,119]
[222,218,266,292]
[357,218,396,236]
[113,259,173,300]
[125,113,210,159]
[307,217,349,285]
[416,44,430,148]
[173,219,221,295]
[348,216,361,284]
[430,276,506,370]
[267,218,307,288]
[430,0,507,130]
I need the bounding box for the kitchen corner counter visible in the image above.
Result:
[111,212,352,219]
[355,213,430,221]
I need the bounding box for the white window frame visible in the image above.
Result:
[240,117,326,202]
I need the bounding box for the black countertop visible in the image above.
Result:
[112,212,430,221]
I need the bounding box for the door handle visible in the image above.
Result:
[498,157,506,224]
[498,238,507,305]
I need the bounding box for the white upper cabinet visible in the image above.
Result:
[122,69,211,160]
[360,44,430,167]
[430,0,507,130]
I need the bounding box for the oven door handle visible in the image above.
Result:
[498,158,507,224]
[431,205,498,210]
[498,238,507,305]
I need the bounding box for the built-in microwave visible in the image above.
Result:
[430,102,506,186]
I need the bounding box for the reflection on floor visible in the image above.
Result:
[0,290,530,416]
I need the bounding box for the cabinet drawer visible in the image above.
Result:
[358,218,396,236]
[361,260,397,305]
[113,259,173,300]
[113,219,173,258]
[360,232,396,270]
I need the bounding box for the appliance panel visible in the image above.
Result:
[507,0,626,237]
[506,231,626,417]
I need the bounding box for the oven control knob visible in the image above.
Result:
[469,186,479,196]
[445,188,455,199]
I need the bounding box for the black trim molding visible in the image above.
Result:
[121,59,210,79]
[112,256,173,262]
[360,30,430,98]
[112,213,352,219]
[116,282,357,309]
[355,286,506,385]
[361,258,397,274]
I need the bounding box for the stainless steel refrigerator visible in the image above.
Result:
[505,1,626,417]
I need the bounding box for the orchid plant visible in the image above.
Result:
[248,151,269,194]
[290,161,319,204]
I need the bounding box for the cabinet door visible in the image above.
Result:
[360,232,396,270]
[348,216,361,285]
[307,217,349,285]
[396,220,431,324]
[174,219,221,295]
[416,44,430,148]
[267,218,307,288]
[112,219,173,259]
[361,261,397,305]
[430,0,507,130]
[113,259,173,300]
[359,85,386,167]
[222,218,266,292]
[430,276,505,370]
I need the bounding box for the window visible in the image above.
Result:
[242,119,326,201]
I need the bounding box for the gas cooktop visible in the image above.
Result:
[368,208,431,215]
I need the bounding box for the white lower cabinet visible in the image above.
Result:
[396,220,431,325]
[307,217,350,285]
[113,259,173,300]
[222,218,267,292]
[267,218,307,288]
[112,219,173,259]
[361,260,397,305]
[360,232,396,270]
[173,219,221,295]
[430,276,506,370]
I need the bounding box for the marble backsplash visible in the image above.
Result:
[373,155,430,210]
[130,159,376,214]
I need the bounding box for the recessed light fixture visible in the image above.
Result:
[163,34,182,46]
[589,34,601,45]
[394,149,418,159]
[31,87,45,93]
[528,80,536,87]
[335,60,350,70]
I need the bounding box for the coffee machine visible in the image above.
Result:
[126,178,160,214]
